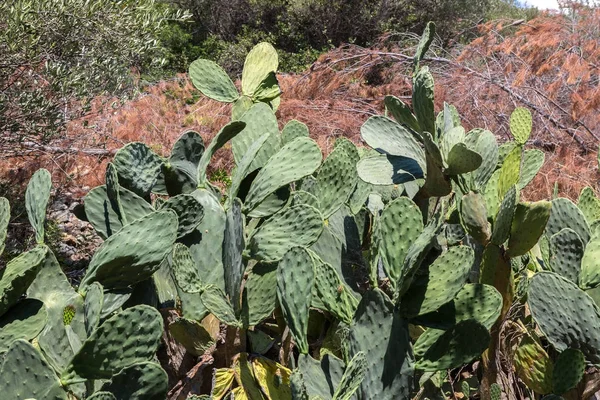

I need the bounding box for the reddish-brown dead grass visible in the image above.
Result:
[2,10,599,202]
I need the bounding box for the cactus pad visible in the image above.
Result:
[460,192,491,244]
[399,246,474,318]
[81,210,178,289]
[552,348,585,395]
[189,59,239,102]
[415,320,491,371]
[201,285,240,327]
[360,116,425,167]
[0,245,47,316]
[491,185,518,245]
[242,263,278,327]
[196,121,246,186]
[549,228,583,284]
[112,142,162,198]
[282,120,309,144]
[356,154,424,186]
[314,145,358,219]
[63,305,163,380]
[25,168,52,243]
[445,143,483,175]
[349,289,414,399]
[497,146,522,200]
[384,95,420,132]
[248,204,323,262]
[510,107,532,144]
[0,339,67,399]
[528,271,600,363]
[169,317,215,356]
[377,197,423,285]
[277,247,314,354]
[514,333,553,395]
[413,67,436,135]
[312,256,358,324]
[546,197,590,245]
[518,149,545,190]
[297,353,344,399]
[100,362,168,400]
[245,137,321,212]
[160,194,204,238]
[0,299,47,353]
[507,201,552,257]
[0,197,8,256]
[241,42,278,97]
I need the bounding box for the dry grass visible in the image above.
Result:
[1,11,599,202]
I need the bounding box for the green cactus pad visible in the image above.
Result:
[228,134,272,204]
[83,282,104,336]
[497,145,522,200]
[282,120,309,144]
[332,351,367,400]
[528,271,600,363]
[460,192,491,244]
[397,213,444,296]
[196,120,246,186]
[81,210,178,289]
[223,198,245,312]
[356,154,424,186]
[360,116,426,167]
[63,305,163,381]
[579,235,600,289]
[241,42,278,97]
[169,317,215,356]
[578,187,600,225]
[514,333,554,395]
[415,320,491,371]
[245,137,321,212]
[100,361,168,400]
[552,348,585,395]
[384,95,420,132]
[507,201,552,257]
[0,245,47,316]
[518,149,545,190]
[414,21,436,71]
[438,102,462,137]
[412,67,436,135]
[549,228,584,284]
[247,186,290,218]
[400,246,474,318]
[201,285,240,327]
[290,370,310,400]
[546,197,590,245]
[490,383,502,400]
[171,243,203,293]
[159,194,204,238]
[253,71,280,101]
[312,255,358,324]
[248,204,323,262]
[277,246,315,354]
[314,146,358,219]
[491,185,518,246]
[181,189,227,291]
[84,184,153,239]
[25,168,52,243]
[0,339,67,399]
[105,163,126,223]
[297,353,345,399]
[483,169,502,219]
[0,197,8,256]
[510,107,533,144]
[241,263,277,327]
[112,142,163,198]
[158,131,205,195]
[377,197,423,285]
[464,128,499,189]
[349,289,414,399]
[27,250,86,371]
[233,102,280,175]
[411,283,502,330]
[0,299,46,353]
[189,58,239,102]
[445,143,483,175]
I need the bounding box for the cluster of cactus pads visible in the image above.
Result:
[3,22,600,399]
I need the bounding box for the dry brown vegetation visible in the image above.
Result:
[2,9,599,202]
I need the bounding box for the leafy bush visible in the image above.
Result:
[0,0,190,146]
[3,23,599,399]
